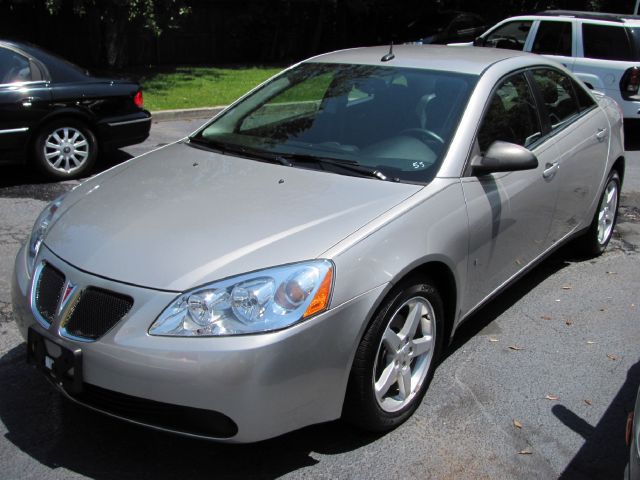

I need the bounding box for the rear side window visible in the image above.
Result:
[572,79,596,111]
[483,21,532,51]
[0,47,33,84]
[477,73,541,152]
[582,24,634,61]
[531,69,580,129]
[532,21,572,56]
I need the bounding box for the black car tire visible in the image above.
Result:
[576,169,621,257]
[343,276,444,432]
[34,119,98,180]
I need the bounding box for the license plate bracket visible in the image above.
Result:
[27,327,83,395]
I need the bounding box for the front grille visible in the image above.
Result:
[70,383,238,438]
[35,263,65,323]
[64,287,133,340]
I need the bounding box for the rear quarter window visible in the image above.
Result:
[582,24,636,61]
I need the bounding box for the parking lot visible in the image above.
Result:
[0,118,639,479]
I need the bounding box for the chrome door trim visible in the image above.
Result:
[0,127,29,135]
[107,117,152,127]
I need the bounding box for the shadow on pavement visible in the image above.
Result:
[0,150,133,201]
[0,343,381,480]
[445,243,574,357]
[555,361,640,479]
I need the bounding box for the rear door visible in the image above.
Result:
[0,46,51,160]
[528,67,609,244]
[529,19,576,70]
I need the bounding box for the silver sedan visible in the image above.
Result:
[11,45,624,443]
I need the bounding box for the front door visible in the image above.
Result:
[461,72,560,313]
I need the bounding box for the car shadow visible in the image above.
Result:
[0,342,382,480]
[555,360,640,479]
[0,150,133,201]
[445,242,575,358]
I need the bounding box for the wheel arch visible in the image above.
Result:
[30,108,98,150]
[612,155,625,186]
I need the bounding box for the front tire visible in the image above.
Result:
[577,169,620,256]
[343,277,444,432]
[34,119,97,180]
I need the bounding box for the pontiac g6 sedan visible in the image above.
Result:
[12,46,624,443]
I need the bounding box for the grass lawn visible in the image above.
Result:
[138,66,283,111]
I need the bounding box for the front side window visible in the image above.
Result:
[582,24,635,61]
[532,21,572,56]
[0,47,32,84]
[483,21,533,51]
[531,69,581,129]
[193,63,477,183]
[477,73,541,152]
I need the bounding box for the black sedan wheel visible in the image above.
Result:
[343,277,444,432]
[34,120,97,179]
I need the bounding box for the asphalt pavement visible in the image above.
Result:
[0,118,639,479]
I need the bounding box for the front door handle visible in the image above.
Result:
[596,128,608,142]
[543,162,559,179]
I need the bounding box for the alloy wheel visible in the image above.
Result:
[373,296,436,413]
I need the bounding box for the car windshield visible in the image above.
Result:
[191,62,477,183]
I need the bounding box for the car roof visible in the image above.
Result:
[305,45,541,76]
[494,11,640,26]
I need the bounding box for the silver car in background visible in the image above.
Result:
[11,45,624,443]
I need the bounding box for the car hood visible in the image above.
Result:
[45,142,422,291]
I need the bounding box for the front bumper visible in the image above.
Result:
[12,245,384,443]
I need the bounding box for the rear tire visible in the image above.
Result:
[576,169,620,257]
[34,119,97,180]
[343,277,444,432]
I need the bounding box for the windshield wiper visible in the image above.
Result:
[277,153,391,181]
[188,138,391,180]
[188,137,292,166]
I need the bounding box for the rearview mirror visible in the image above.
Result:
[473,36,485,47]
[471,141,538,175]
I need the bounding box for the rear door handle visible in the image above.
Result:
[596,128,608,141]
[543,162,559,179]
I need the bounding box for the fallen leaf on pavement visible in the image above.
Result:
[565,320,573,326]
[545,394,559,401]
[587,341,595,345]
[561,285,572,290]
[599,308,606,312]
[584,399,592,406]
[541,315,552,320]
[607,353,617,361]
[508,345,524,351]
[518,448,533,455]
[489,337,499,342]
[513,419,523,429]
[606,271,617,275]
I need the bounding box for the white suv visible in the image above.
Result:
[471,11,640,129]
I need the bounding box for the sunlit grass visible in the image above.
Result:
[139,66,283,111]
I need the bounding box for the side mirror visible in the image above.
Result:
[471,141,538,175]
[473,36,485,47]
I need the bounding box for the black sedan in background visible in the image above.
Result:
[0,40,151,179]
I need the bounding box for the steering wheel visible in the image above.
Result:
[399,128,445,146]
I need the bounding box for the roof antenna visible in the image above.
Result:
[381,42,395,62]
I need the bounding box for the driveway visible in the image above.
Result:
[0,117,638,479]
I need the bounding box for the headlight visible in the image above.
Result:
[27,194,66,275]
[149,260,334,336]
